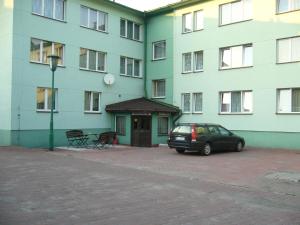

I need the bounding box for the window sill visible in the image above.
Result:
[79,68,107,74]
[192,112,203,114]
[219,66,253,71]
[182,28,204,35]
[152,96,166,99]
[152,58,166,62]
[182,112,191,114]
[120,36,143,43]
[276,8,300,15]
[32,13,66,23]
[80,25,108,34]
[120,74,143,79]
[276,60,300,65]
[219,19,253,27]
[36,110,58,113]
[182,71,193,74]
[218,113,253,115]
[276,112,300,115]
[30,61,65,68]
[182,70,204,74]
[84,111,102,114]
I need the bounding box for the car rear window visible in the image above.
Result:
[172,126,191,133]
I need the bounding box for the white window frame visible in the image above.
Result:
[30,38,65,66]
[277,0,300,13]
[182,13,193,33]
[32,0,66,21]
[193,92,203,113]
[153,40,166,60]
[182,10,204,33]
[120,18,141,41]
[80,5,108,32]
[84,91,101,113]
[277,36,300,63]
[182,93,191,113]
[120,56,142,78]
[152,79,166,98]
[219,0,252,26]
[182,52,192,73]
[194,10,204,31]
[277,88,300,113]
[182,51,204,73]
[194,51,204,72]
[220,90,253,114]
[220,44,253,69]
[79,48,107,72]
[36,87,58,112]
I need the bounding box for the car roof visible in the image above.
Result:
[176,123,220,126]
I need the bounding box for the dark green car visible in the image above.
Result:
[168,123,245,156]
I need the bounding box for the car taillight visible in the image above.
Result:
[191,125,197,142]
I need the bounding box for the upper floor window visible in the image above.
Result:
[182,93,191,113]
[30,38,64,66]
[183,51,203,73]
[220,91,253,114]
[84,91,101,113]
[182,10,204,33]
[153,79,166,98]
[193,93,203,113]
[153,41,166,60]
[277,37,300,63]
[36,87,58,111]
[120,56,142,77]
[80,48,106,72]
[220,44,253,69]
[80,5,108,32]
[277,88,300,113]
[277,0,300,13]
[220,0,252,26]
[32,0,65,21]
[120,19,141,41]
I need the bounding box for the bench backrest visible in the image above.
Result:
[66,130,84,138]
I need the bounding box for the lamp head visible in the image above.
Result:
[47,55,60,72]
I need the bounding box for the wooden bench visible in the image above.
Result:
[92,131,117,149]
[66,130,89,147]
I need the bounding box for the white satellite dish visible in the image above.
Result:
[103,74,115,85]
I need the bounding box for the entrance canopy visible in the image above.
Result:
[106,97,180,114]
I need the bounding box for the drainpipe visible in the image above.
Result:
[143,12,148,98]
[172,110,182,127]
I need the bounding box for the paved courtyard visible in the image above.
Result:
[0,146,300,225]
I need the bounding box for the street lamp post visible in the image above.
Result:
[47,55,60,151]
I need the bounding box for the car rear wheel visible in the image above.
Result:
[236,141,244,152]
[176,148,185,154]
[201,143,211,156]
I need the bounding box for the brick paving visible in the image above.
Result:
[0,146,300,225]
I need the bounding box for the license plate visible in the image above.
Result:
[176,136,185,141]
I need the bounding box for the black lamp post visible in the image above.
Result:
[47,55,60,151]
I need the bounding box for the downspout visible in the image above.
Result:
[143,12,148,98]
[173,110,182,127]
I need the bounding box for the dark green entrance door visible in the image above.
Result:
[131,115,152,147]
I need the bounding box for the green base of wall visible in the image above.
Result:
[0,130,11,146]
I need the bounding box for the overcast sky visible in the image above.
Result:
[115,0,181,11]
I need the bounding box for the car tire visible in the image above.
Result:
[176,148,185,154]
[236,141,244,152]
[201,143,211,156]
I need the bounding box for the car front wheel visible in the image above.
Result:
[201,143,211,156]
[236,141,244,152]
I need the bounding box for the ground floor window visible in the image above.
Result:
[220,91,253,113]
[158,116,169,135]
[277,88,300,113]
[193,93,203,113]
[116,116,126,135]
[84,91,101,113]
[36,87,58,111]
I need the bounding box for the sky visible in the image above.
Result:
[114,0,181,11]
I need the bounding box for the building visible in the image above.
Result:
[0,0,300,149]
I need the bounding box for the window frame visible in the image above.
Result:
[84,91,101,113]
[80,5,108,33]
[152,40,166,61]
[115,115,126,136]
[120,56,142,78]
[277,36,300,64]
[182,52,193,73]
[157,116,169,136]
[36,87,58,112]
[219,90,253,114]
[277,88,300,114]
[182,10,204,34]
[276,0,300,14]
[32,0,66,21]
[182,50,204,73]
[120,18,141,41]
[79,48,107,73]
[152,79,166,99]
[193,92,203,113]
[182,93,191,113]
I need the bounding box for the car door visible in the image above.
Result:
[216,126,236,150]
[207,125,223,151]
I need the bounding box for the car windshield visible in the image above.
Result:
[172,126,191,133]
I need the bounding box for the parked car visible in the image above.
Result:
[168,123,245,156]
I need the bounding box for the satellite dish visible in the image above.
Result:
[103,74,115,85]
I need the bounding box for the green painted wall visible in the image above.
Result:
[0,0,14,145]
[113,113,132,145]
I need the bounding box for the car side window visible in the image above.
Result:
[196,126,208,135]
[207,126,220,135]
[218,126,231,136]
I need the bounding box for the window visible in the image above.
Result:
[277,37,300,63]
[153,80,166,98]
[182,10,204,33]
[277,0,300,13]
[80,6,108,32]
[32,0,65,21]
[182,93,191,113]
[36,87,57,111]
[277,88,300,113]
[80,48,106,72]
[183,53,192,73]
[182,51,204,73]
[120,56,142,77]
[120,19,141,41]
[30,38,64,65]
[194,51,204,71]
[84,91,101,113]
[158,116,169,135]
[153,41,166,60]
[220,91,253,113]
[220,0,252,25]
[193,93,203,113]
[220,44,252,69]
[116,116,126,135]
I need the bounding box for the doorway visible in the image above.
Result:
[131,115,152,147]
